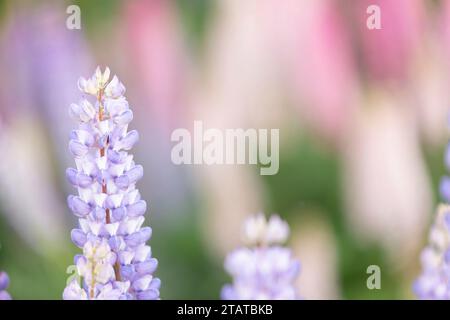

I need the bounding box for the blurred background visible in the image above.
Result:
[0,0,448,299]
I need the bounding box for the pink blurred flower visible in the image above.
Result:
[291,215,340,299]
[353,0,425,83]
[122,0,191,216]
[266,0,358,141]
[191,0,282,253]
[343,91,431,262]
[410,42,450,146]
[124,0,186,134]
[441,0,450,56]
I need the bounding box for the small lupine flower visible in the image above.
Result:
[0,271,11,300]
[222,213,300,300]
[63,67,160,300]
[414,204,450,299]
[242,213,290,246]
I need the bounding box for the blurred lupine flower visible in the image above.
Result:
[344,96,431,263]
[270,0,358,141]
[0,271,11,300]
[242,214,289,246]
[414,110,450,299]
[414,204,450,299]
[291,215,340,299]
[353,0,424,83]
[124,0,192,220]
[221,213,300,300]
[63,67,160,300]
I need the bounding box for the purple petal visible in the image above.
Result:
[67,195,91,217]
[120,265,135,280]
[127,165,143,184]
[124,232,142,247]
[139,227,152,243]
[114,110,133,125]
[115,175,130,190]
[69,140,88,157]
[77,173,93,188]
[136,289,159,300]
[92,207,106,221]
[149,278,161,290]
[112,207,126,221]
[127,200,147,217]
[66,168,78,185]
[73,254,83,265]
[445,249,450,264]
[119,130,139,150]
[71,130,95,147]
[71,229,87,248]
[135,259,158,275]
[107,149,125,164]
[0,272,10,291]
[445,212,450,230]
[440,177,450,202]
[446,144,450,171]
[115,166,143,189]
[109,236,125,251]
[0,291,12,300]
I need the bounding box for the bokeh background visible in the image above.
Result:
[0,0,448,299]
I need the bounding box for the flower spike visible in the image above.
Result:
[63,67,160,300]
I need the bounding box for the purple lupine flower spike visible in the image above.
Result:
[0,271,11,300]
[63,67,160,300]
[221,213,300,300]
[415,119,450,299]
[414,204,450,299]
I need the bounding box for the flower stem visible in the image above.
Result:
[98,89,122,282]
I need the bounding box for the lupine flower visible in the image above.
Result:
[414,115,450,299]
[344,100,430,262]
[353,0,424,83]
[221,213,300,300]
[414,204,450,299]
[0,271,11,300]
[63,67,160,300]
